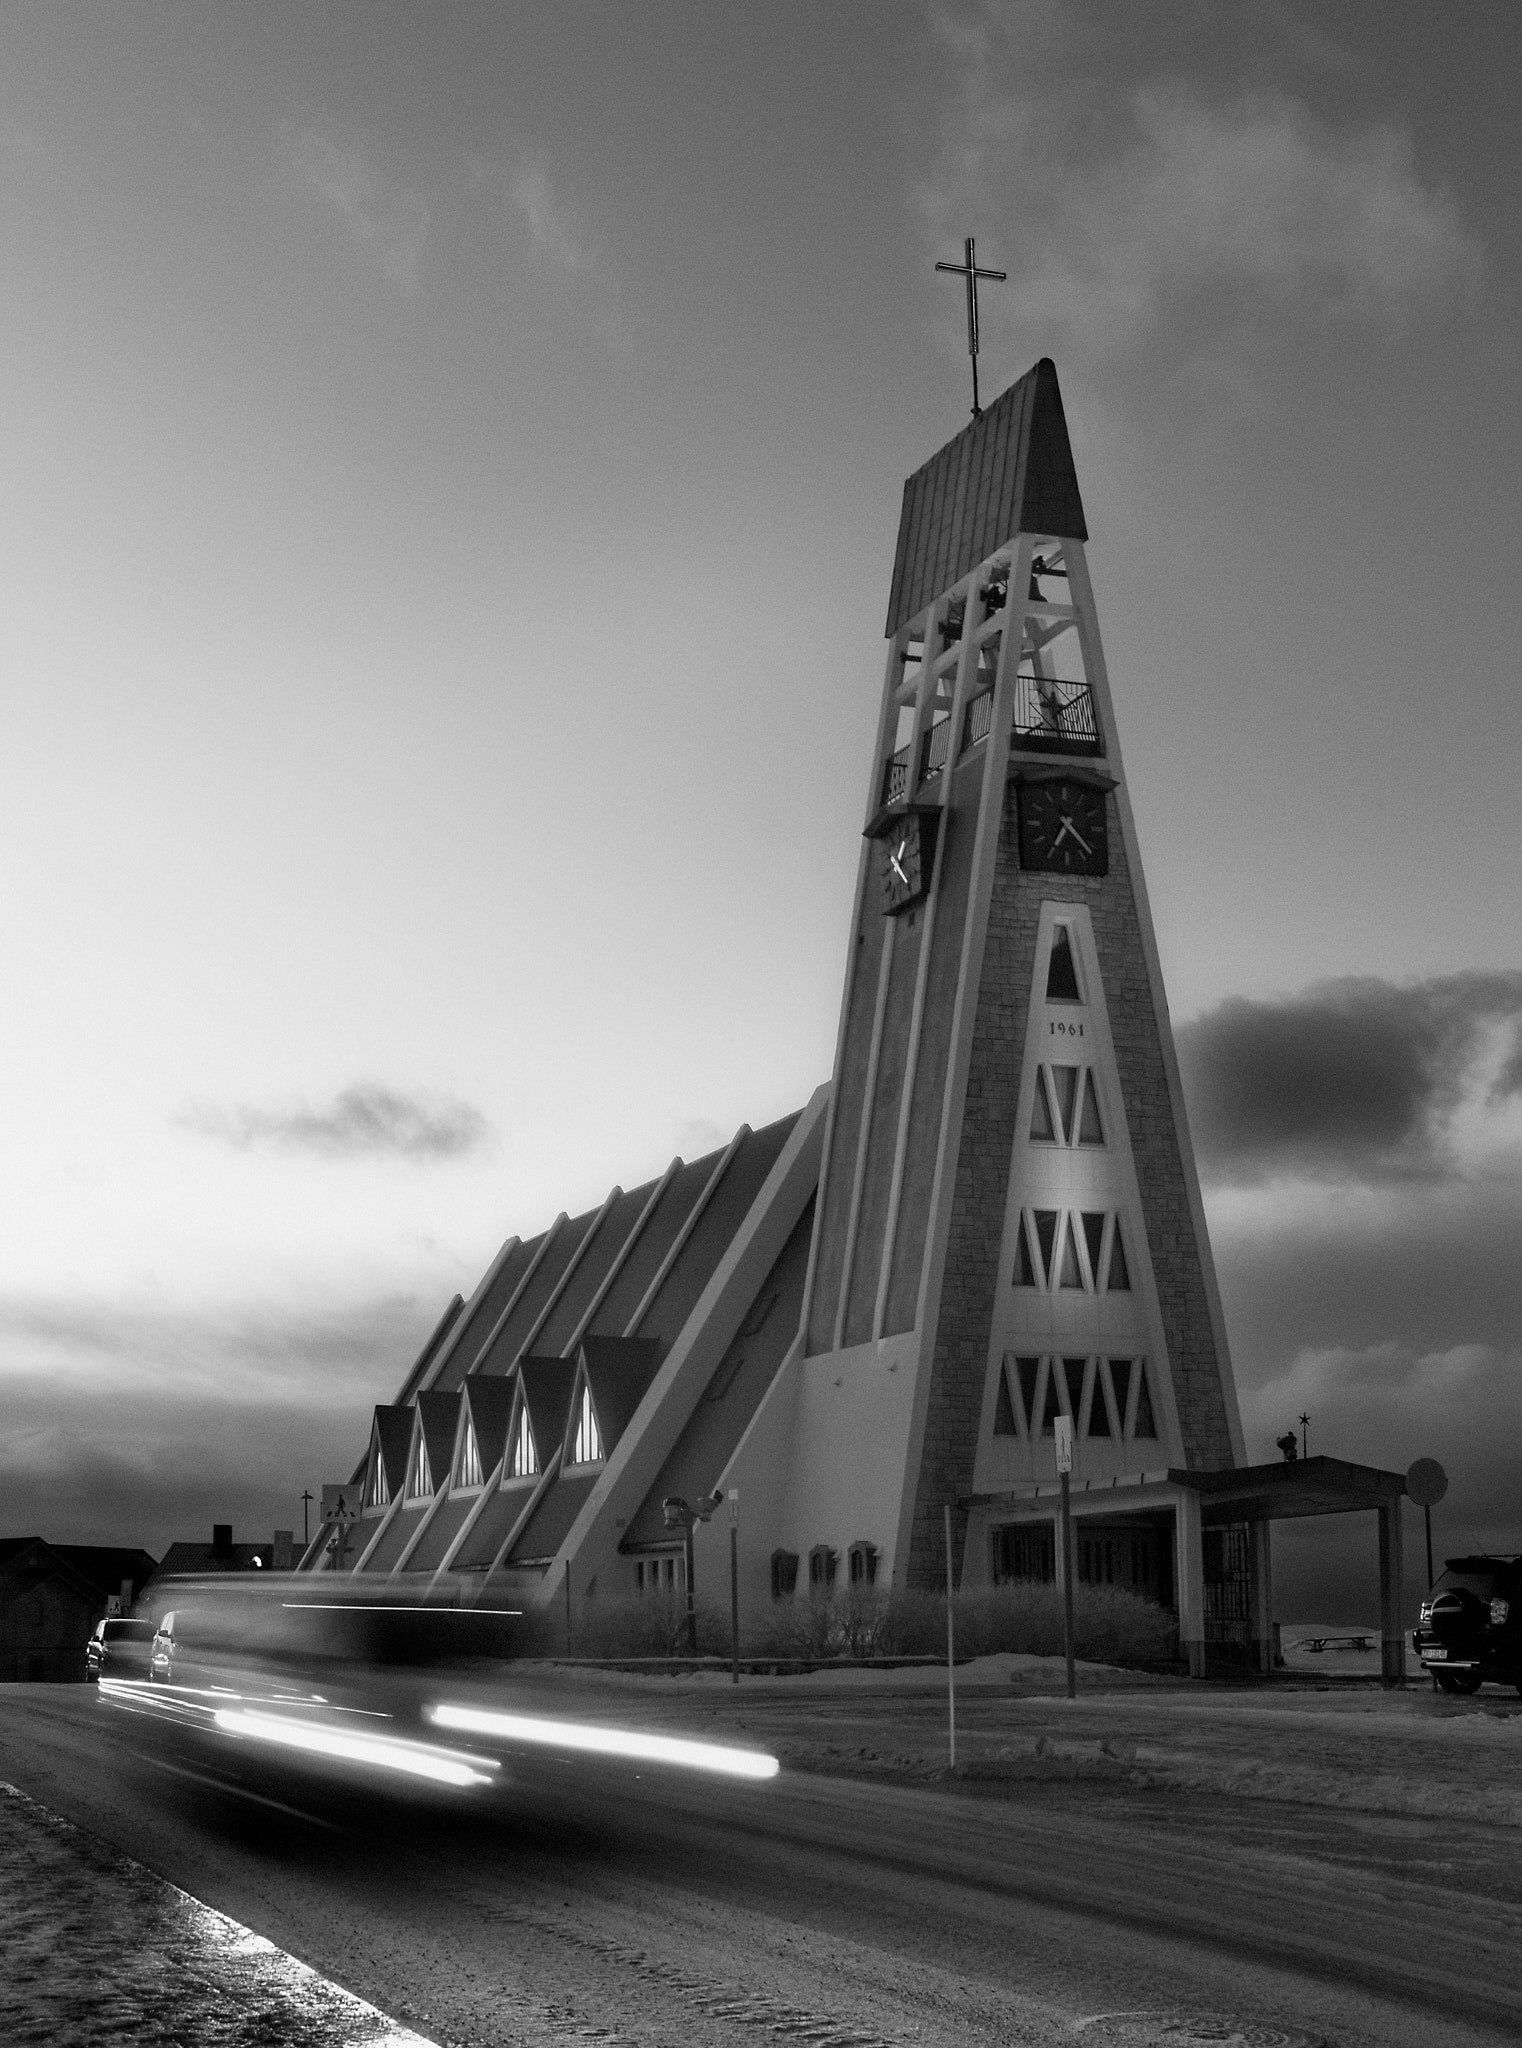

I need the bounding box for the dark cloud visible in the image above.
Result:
[1177,971,1522,1184]
[179,1082,492,1161]
[0,1292,440,1557]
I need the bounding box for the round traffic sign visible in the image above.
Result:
[1406,1457,1448,1507]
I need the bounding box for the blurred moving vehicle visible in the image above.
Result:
[85,1616,156,1683]
[1412,1556,1522,1695]
[110,1577,778,1803]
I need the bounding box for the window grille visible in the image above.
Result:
[509,1403,538,1479]
[570,1382,603,1465]
[456,1419,483,1489]
[770,1548,799,1599]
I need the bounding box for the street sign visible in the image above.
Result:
[321,1484,359,1524]
[1054,1414,1074,1473]
[1406,1458,1448,1508]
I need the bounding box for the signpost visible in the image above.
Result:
[320,1483,358,1571]
[1055,1414,1076,1699]
[944,1503,956,1768]
[728,1489,740,1685]
[1406,1458,1449,1590]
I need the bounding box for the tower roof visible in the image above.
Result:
[886,357,1086,636]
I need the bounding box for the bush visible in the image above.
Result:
[756,1580,1176,1668]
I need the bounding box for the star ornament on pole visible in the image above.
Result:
[935,236,1008,418]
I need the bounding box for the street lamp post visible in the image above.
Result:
[663,1491,724,1657]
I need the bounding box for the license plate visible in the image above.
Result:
[1425,1648,1447,1659]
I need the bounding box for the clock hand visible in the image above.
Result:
[888,839,910,887]
[1054,813,1093,856]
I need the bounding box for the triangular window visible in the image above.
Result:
[509,1402,538,1480]
[1050,1066,1079,1143]
[1013,1214,1038,1286]
[1133,1363,1157,1440]
[1056,1215,1083,1289]
[570,1381,604,1466]
[993,1365,1019,1437]
[1081,1212,1106,1284]
[1087,1360,1113,1438]
[1111,1359,1134,1430]
[1077,1072,1105,1146]
[1032,1210,1059,1286]
[456,1416,483,1489]
[1106,1220,1132,1291]
[405,1430,433,1499]
[1029,1071,1056,1143]
[1035,1358,1058,1436]
[1016,1356,1042,1433]
[1046,925,1081,1002]
[367,1436,389,1509]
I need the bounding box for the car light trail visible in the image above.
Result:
[213,1708,500,1787]
[426,1703,780,1780]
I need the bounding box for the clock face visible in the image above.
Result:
[877,810,936,913]
[1017,780,1108,875]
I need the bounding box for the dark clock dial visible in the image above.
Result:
[1017,780,1108,875]
[876,809,937,914]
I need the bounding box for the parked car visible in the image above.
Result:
[1412,1556,1522,1695]
[85,1616,156,1683]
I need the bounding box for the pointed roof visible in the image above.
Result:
[416,1390,462,1492]
[579,1336,663,1458]
[516,1355,579,1469]
[886,357,1087,636]
[370,1406,415,1500]
[460,1373,516,1479]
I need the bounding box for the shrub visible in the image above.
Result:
[755,1580,1176,1667]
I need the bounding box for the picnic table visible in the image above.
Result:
[1296,1633,1374,1653]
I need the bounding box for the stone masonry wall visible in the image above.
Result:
[904,781,1237,1587]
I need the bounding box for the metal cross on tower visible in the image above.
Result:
[935,236,1008,418]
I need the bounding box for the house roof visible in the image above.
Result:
[416,1390,462,1489]
[581,1336,663,1458]
[0,1539,158,1599]
[885,357,1087,637]
[370,1406,415,1498]
[150,1542,276,1582]
[461,1373,516,1478]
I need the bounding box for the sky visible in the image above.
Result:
[2,1,1519,1616]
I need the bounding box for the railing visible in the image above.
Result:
[961,686,994,755]
[919,715,952,783]
[1011,673,1101,753]
[881,743,912,807]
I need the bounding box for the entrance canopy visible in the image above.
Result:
[964,1454,1411,1682]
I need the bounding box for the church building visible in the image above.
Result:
[300,360,1406,1677]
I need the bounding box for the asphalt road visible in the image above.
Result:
[1,1681,1518,2048]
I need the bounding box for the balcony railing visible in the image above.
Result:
[881,743,912,807]
[961,686,994,755]
[919,714,952,783]
[1011,674,1101,753]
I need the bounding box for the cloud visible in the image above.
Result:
[464,145,633,349]
[507,161,602,279]
[1178,972,1522,1185]
[178,1083,492,1162]
[920,5,1478,363]
[279,124,429,293]
[0,1290,440,1555]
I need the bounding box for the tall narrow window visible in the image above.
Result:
[406,1432,432,1499]
[1032,1209,1059,1284]
[1077,1072,1105,1145]
[1106,1220,1132,1291]
[510,1403,538,1479]
[1133,1363,1157,1439]
[1013,1214,1037,1285]
[1050,1065,1079,1142]
[1029,1071,1056,1142]
[1035,1358,1058,1436]
[993,1363,1019,1437]
[571,1383,603,1465]
[456,1418,483,1489]
[1111,1359,1135,1430]
[1046,925,1081,1002]
[368,1440,389,1509]
[1056,1215,1083,1289]
[1087,1359,1113,1438]
[1016,1356,1042,1433]
[1080,1212,1106,1283]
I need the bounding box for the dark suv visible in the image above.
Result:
[1412,1556,1522,1695]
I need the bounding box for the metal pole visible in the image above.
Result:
[1060,1469,1076,1700]
[684,1521,697,1657]
[730,1511,740,1685]
[301,1491,312,1548]
[564,1560,571,1656]
[944,1503,956,1769]
[1425,1503,1434,1591]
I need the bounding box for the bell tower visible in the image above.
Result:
[795,358,1245,1589]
